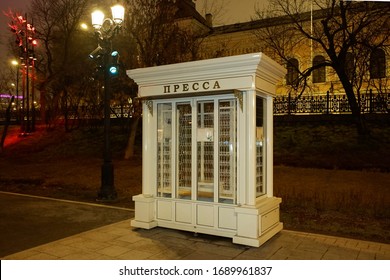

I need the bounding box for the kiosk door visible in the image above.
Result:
[196,99,237,204]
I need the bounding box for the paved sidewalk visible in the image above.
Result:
[0,191,133,257]
[3,219,390,260]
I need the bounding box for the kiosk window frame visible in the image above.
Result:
[155,94,238,205]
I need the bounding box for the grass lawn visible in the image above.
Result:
[1,119,389,243]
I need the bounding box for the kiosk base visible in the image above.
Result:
[131,194,283,247]
[233,223,283,247]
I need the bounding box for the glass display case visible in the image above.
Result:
[128,53,286,247]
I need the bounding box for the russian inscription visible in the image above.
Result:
[163,81,221,94]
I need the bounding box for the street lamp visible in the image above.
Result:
[91,4,125,202]
[11,60,20,122]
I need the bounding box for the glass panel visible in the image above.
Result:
[218,100,237,204]
[197,101,214,202]
[176,103,192,199]
[157,103,172,198]
[256,96,265,197]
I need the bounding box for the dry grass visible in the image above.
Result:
[274,166,390,243]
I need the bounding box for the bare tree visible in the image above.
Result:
[253,0,390,135]
[123,0,180,158]
[197,0,231,25]
[122,0,208,158]
[125,0,205,67]
[30,0,93,129]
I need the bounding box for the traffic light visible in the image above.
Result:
[89,45,103,59]
[109,50,120,76]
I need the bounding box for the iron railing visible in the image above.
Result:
[2,91,390,122]
[0,104,133,123]
[274,90,390,115]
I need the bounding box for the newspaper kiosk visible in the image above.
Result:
[127,53,286,247]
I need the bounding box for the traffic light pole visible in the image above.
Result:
[97,50,117,202]
[91,5,124,202]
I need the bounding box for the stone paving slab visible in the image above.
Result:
[3,219,390,260]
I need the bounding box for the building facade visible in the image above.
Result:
[186,1,390,109]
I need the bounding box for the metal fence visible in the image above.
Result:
[0,104,133,123]
[274,91,390,115]
[2,91,390,122]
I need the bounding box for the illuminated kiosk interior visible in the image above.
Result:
[127,53,286,247]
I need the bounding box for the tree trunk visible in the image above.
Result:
[124,116,141,159]
[40,88,46,125]
[0,96,15,152]
[336,68,370,136]
[345,89,369,135]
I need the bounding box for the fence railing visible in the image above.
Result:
[0,104,133,123]
[2,91,390,122]
[274,90,390,115]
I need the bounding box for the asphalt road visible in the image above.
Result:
[0,192,134,258]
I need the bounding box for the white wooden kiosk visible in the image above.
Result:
[127,53,286,247]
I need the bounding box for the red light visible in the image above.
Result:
[17,16,25,23]
[9,25,17,33]
[27,24,35,32]
[32,39,37,46]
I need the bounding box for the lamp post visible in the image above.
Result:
[91,4,125,202]
[11,60,20,120]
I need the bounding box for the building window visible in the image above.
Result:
[312,55,326,83]
[286,58,299,86]
[370,48,386,79]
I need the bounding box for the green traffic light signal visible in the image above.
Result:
[109,66,118,75]
[109,50,119,76]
